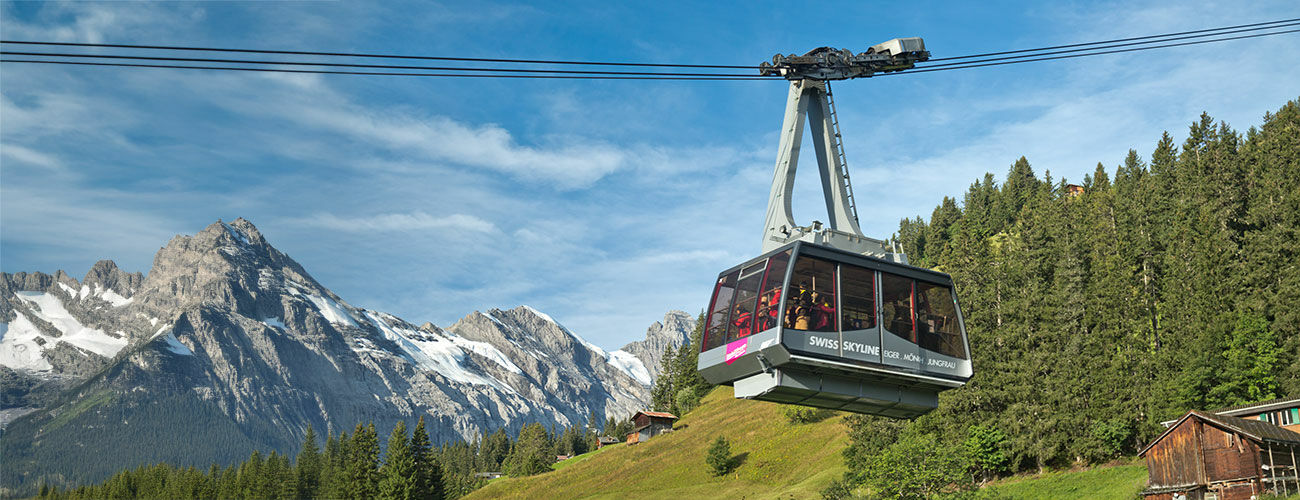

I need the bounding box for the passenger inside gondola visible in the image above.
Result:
[839,264,875,332]
[733,305,753,338]
[880,272,915,341]
[812,292,836,331]
[761,288,781,330]
[916,291,940,351]
[785,256,837,332]
[786,280,810,329]
[755,294,774,331]
[916,281,966,359]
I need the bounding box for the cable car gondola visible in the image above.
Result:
[697,38,972,418]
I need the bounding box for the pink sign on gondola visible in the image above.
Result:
[724,338,748,365]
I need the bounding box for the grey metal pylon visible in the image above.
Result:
[760,79,902,262]
[825,83,860,225]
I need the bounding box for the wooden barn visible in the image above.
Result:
[1139,410,1300,500]
[626,410,678,445]
[1162,398,1300,434]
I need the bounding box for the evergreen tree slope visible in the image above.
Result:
[887,98,1300,472]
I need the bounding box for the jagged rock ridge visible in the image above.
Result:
[0,218,694,491]
[615,310,694,382]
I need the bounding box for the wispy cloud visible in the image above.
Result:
[301,212,499,234]
[0,144,63,172]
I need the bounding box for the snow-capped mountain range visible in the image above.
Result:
[0,218,692,489]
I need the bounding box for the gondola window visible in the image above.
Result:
[785,256,837,333]
[727,261,768,341]
[703,270,740,351]
[880,272,915,342]
[840,264,876,331]
[916,282,966,359]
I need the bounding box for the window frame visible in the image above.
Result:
[838,263,877,332]
[702,269,740,353]
[726,261,770,343]
[783,255,839,334]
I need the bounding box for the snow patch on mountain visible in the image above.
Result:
[447,335,523,375]
[607,350,651,386]
[0,313,55,371]
[305,294,358,327]
[161,333,193,356]
[363,311,517,391]
[11,291,127,359]
[56,281,78,297]
[94,286,133,307]
[262,317,287,330]
[221,220,251,245]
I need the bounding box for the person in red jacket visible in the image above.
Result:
[732,305,753,338]
[756,295,772,331]
[813,292,836,331]
[768,288,782,327]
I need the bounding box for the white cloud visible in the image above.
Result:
[0,144,63,171]
[0,2,205,44]
[302,212,499,234]
[195,75,629,189]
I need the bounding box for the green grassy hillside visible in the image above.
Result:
[465,386,850,500]
[982,461,1148,499]
[464,387,1162,500]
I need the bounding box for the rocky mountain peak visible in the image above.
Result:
[1,217,687,492]
[82,260,144,298]
[137,218,325,319]
[618,310,695,382]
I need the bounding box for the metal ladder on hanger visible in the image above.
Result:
[825,83,860,224]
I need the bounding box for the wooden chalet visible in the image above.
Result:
[1162,398,1300,434]
[1064,183,1085,197]
[626,410,678,445]
[596,436,620,449]
[1139,410,1300,500]
[1216,398,1300,434]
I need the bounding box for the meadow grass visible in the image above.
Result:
[467,386,1160,500]
[465,386,850,500]
[982,461,1148,499]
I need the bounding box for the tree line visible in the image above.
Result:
[829,99,1300,497]
[41,407,650,500]
[650,311,713,416]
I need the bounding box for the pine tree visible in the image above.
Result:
[649,344,678,412]
[379,421,417,500]
[239,450,264,500]
[705,436,732,476]
[503,423,553,477]
[296,425,322,500]
[409,416,443,500]
[345,423,380,500]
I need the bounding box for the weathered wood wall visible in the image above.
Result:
[1146,419,1204,487]
[1201,424,1259,482]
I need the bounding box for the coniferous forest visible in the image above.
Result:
[836,98,1300,492]
[33,411,627,500]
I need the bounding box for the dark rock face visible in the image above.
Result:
[0,218,693,492]
[617,310,694,382]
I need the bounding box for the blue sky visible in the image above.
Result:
[2,1,1298,349]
